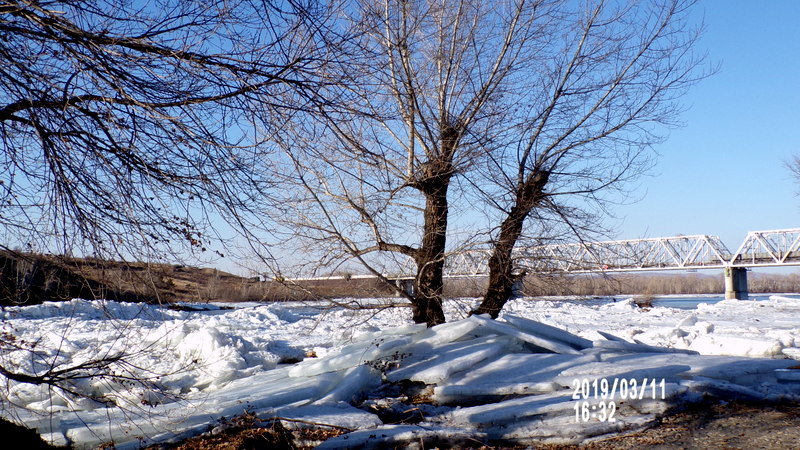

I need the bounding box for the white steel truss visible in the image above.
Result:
[437,235,732,277]
[510,235,732,274]
[296,229,800,280]
[395,229,800,278]
[729,228,800,267]
[443,250,493,276]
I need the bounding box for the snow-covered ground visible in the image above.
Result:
[2,295,800,448]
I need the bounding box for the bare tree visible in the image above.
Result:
[0,0,342,432]
[0,0,333,265]
[470,0,707,317]
[786,155,800,194]
[266,0,705,325]
[268,0,550,325]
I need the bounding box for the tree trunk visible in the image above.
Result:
[412,180,449,326]
[471,170,549,318]
[470,211,526,318]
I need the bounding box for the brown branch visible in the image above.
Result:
[0,75,294,122]
[0,353,123,386]
[6,2,299,79]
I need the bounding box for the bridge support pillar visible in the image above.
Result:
[511,279,524,298]
[724,267,748,300]
[395,278,415,297]
[511,271,527,298]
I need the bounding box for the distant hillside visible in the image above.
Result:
[4,251,798,307]
[0,252,265,306]
[0,252,404,307]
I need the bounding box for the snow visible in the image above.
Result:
[0,294,799,448]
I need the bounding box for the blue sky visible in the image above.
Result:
[226,1,799,276]
[615,1,800,253]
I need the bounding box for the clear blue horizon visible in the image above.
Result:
[615,1,800,254]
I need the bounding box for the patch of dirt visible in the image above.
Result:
[147,412,348,450]
[146,401,800,450]
[358,379,440,425]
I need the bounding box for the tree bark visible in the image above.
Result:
[412,172,450,326]
[471,170,549,318]
[409,122,459,326]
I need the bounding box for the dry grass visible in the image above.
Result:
[148,412,348,450]
[581,400,800,449]
[147,400,800,449]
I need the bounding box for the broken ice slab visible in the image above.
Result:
[314,365,380,405]
[288,336,413,377]
[412,318,481,346]
[471,315,581,354]
[386,336,512,384]
[680,377,773,401]
[684,355,800,384]
[596,330,630,342]
[503,314,593,350]
[554,363,692,386]
[564,352,800,388]
[433,381,562,403]
[593,339,699,354]
[386,333,505,367]
[490,410,656,445]
[449,353,602,387]
[442,390,576,425]
[781,347,800,360]
[272,403,383,430]
[775,368,800,382]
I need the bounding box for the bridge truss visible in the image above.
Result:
[730,228,800,267]
[296,228,800,280]
[431,228,800,278]
[290,229,800,301]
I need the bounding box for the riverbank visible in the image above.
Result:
[585,400,800,449]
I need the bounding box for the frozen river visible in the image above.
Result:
[649,293,800,309]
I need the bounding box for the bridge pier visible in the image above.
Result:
[511,279,524,298]
[511,271,527,298]
[395,278,415,297]
[724,267,748,300]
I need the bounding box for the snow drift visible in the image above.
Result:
[1,295,799,448]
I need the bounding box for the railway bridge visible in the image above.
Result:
[290,228,800,300]
[405,228,800,300]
